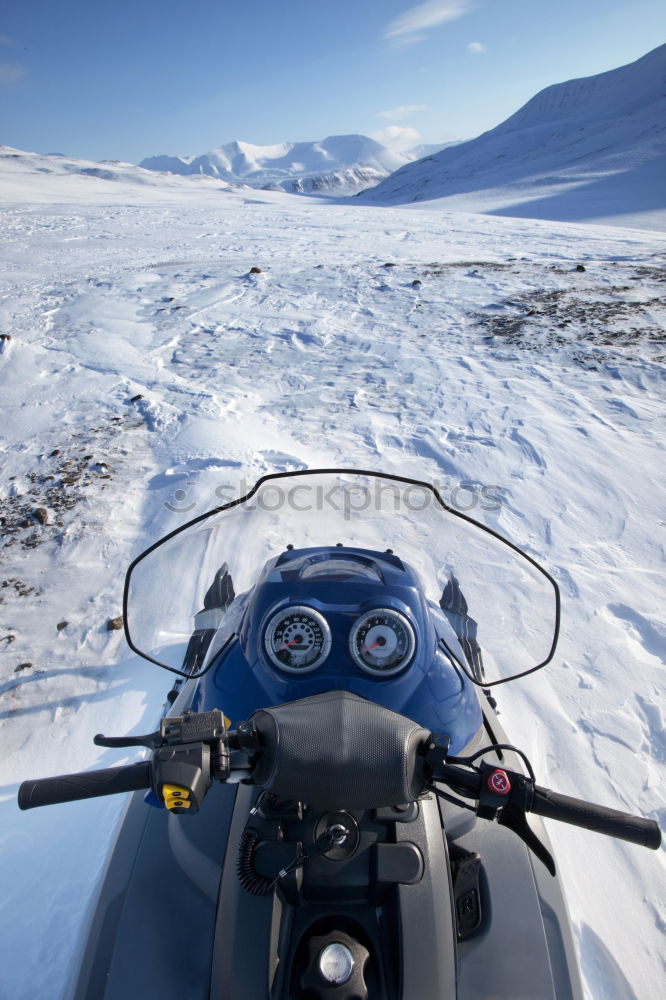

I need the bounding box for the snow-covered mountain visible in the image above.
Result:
[0,145,233,202]
[407,141,461,159]
[359,45,666,228]
[262,165,392,195]
[140,134,411,193]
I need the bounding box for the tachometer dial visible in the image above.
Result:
[264,606,331,673]
[349,609,415,676]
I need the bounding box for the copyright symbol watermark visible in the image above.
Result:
[164,481,197,513]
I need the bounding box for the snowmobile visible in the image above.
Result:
[19,470,661,1000]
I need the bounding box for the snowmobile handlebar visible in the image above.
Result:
[426,757,661,853]
[529,785,661,850]
[17,698,662,858]
[17,743,660,852]
[18,762,151,811]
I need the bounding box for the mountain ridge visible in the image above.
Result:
[140,134,419,194]
[357,45,666,228]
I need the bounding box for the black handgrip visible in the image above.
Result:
[531,785,662,850]
[18,762,151,811]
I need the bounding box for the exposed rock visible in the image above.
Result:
[576,264,586,272]
[249,267,262,274]
[56,621,69,631]
[15,662,32,673]
[107,616,123,631]
[2,578,36,597]
[130,394,144,403]
[33,507,49,525]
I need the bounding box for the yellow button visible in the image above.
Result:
[163,784,191,810]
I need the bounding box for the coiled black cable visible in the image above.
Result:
[237,819,341,896]
[237,826,276,896]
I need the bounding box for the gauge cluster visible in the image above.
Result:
[210,546,482,756]
[349,609,415,676]
[263,604,416,677]
[264,606,332,674]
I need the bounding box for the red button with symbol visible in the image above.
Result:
[488,769,511,795]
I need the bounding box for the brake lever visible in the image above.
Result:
[475,762,556,876]
[94,710,228,754]
[96,710,230,814]
[497,804,556,876]
[94,731,162,750]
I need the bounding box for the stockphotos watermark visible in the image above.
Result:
[165,479,505,517]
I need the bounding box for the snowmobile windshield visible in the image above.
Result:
[124,470,560,686]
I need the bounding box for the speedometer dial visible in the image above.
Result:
[349,609,415,676]
[264,606,331,673]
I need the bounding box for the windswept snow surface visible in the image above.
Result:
[359,45,666,232]
[0,158,664,1000]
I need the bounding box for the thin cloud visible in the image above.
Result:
[370,125,422,152]
[468,41,487,53]
[377,104,428,121]
[0,35,14,47]
[0,62,27,85]
[383,1,476,45]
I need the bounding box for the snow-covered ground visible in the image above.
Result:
[0,164,664,999]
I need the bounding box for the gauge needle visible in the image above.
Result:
[279,639,300,651]
[364,640,385,653]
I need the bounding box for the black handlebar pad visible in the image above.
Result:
[251,690,429,810]
[531,785,662,849]
[18,762,151,811]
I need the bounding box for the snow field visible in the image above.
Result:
[0,184,664,999]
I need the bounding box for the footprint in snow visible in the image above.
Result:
[606,398,640,419]
[607,603,665,659]
[509,428,547,470]
[634,692,666,763]
[256,450,308,472]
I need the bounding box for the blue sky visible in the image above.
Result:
[1,0,664,162]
